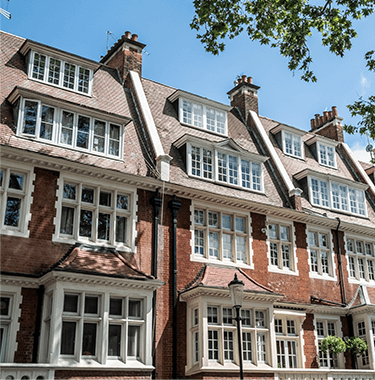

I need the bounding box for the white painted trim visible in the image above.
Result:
[129,70,166,162]
[250,111,295,193]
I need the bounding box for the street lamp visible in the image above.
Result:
[228,273,245,380]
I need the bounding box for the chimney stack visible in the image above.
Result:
[310,106,344,142]
[227,75,260,121]
[100,31,146,82]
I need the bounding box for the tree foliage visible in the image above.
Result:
[345,336,368,355]
[191,0,375,141]
[319,336,346,355]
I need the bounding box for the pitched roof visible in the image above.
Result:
[50,244,153,280]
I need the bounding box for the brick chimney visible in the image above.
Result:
[227,75,260,120]
[100,31,146,82]
[310,106,344,143]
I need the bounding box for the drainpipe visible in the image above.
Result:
[32,285,45,362]
[169,195,181,379]
[335,218,346,305]
[150,189,162,379]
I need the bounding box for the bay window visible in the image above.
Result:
[188,143,264,192]
[192,207,250,266]
[308,176,367,216]
[17,98,123,158]
[29,51,93,95]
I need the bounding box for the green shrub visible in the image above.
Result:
[319,336,346,354]
[345,337,368,356]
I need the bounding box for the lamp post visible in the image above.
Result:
[228,273,245,380]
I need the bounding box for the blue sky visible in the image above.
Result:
[1,0,374,162]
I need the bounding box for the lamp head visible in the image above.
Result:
[228,273,245,308]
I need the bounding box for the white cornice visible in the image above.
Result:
[40,271,164,290]
[1,147,374,237]
[305,135,340,147]
[270,123,306,137]
[1,275,39,288]
[179,285,283,303]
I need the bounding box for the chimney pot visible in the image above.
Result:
[241,75,247,82]
[323,111,329,121]
[124,31,131,39]
[248,77,253,84]
[132,34,138,41]
[332,106,338,116]
[311,119,315,129]
[237,77,242,84]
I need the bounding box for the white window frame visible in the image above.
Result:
[187,142,264,193]
[345,235,375,285]
[307,227,337,280]
[281,130,304,159]
[314,315,344,369]
[16,97,124,160]
[179,98,228,135]
[185,297,273,374]
[308,176,367,217]
[0,284,23,363]
[266,218,298,275]
[317,141,337,168]
[0,161,34,238]
[28,50,93,96]
[190,203,253,268]
[39,276,155,367]
[53,174,137,252]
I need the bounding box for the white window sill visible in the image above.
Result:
[56,358,153,369]
[309,272,337,281]
[1,229,30,238]
[191,254,253,269]
[268,265,299,276]
[348,277,375,287]
[186,362,273,376]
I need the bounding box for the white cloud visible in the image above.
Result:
[350,142,372,163]
[360,73,371,96]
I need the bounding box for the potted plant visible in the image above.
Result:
[319,335,346,367]
[345,336,368,369]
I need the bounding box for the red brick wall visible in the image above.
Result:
[302,314,318,368]
[14,288,38,363]
[231,87,259,118]
[315,122,344,143]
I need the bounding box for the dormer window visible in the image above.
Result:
[294,169,368,217]
[28,50,93,95]
[318,142,336,168]
[270,125,305,159]
[283,131,302,158]
[306,136,338,169]
[175,135,267,192]
[168,90,230,136]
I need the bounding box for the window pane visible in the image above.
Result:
[78,67,90,93]
[98,213,110,240]
[63,183,76,200]
[129,300,141,318]
[8,173,24,191]
[194,229,204,256]
[235,217,244,232]
[4,197,21,227]
[209,232,219,258]
[0,170,3,187]
[84,296,98,314]
[108,325,121,356]
[48,58,61,85]
[60,321,76,355]
[117,195,128,210]
[228,155,238,185]
[76,115,90,149]
[79,210,92,237]
[110,298,122,316]
[109,140,120,157]
[127,325,140,357]
[63,294,78,313]
[99,191,112,207]
[222,214,231,229]
[39,105,54,140]
[60,206,74,235]
[32,53,46,80]
[81,187,94,203]
[63,63,75,89]
[116,216,127,243]
[0,297,10,316]
[82,323,97,356]
[93,120,105,153]
[208,211,218,227]
[194,209,204,225]
[22,100,38,135]
[61,111,74,145]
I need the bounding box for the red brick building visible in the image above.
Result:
[1,30,375,380]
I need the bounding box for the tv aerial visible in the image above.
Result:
[0,0,11,19]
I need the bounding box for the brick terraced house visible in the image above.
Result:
[1,30,375,380]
